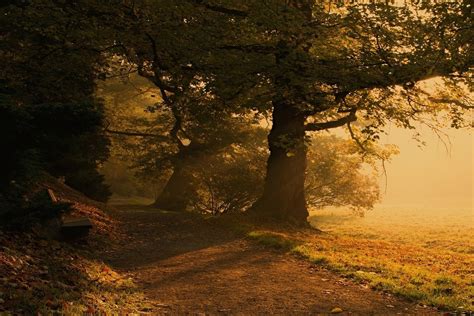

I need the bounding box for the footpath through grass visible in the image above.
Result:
[243,207,473,313]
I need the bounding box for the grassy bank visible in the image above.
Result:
[245,207,473,313]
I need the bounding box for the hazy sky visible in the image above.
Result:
[378,126,473,210]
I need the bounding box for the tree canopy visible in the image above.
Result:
[1,0,472,225]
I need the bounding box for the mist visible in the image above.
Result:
[379,127,473,211]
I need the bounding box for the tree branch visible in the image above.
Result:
[219,44,276,54]
[305,109,357,131]
[340,59,471,94]
[105,129,169,141]
[190,0,248,17]
[137,33,178,94]
[145,32,169,71]
[428,97,474,110]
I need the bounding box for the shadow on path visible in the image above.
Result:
[102,204,438,315]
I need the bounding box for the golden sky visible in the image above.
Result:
[379,126,473,210]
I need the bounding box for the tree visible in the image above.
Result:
[10,1,469,222]
[100,74,264,211]
[183,0,473,224]
[97,2,267,210]
[191,131,386,216]
[0,1,117,201]
[97,1,472,222]
[305,134,393,215]
[99,76,383,215]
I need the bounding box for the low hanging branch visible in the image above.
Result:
[304,108,357,131]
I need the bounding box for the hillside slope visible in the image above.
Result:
[0,178,152,314]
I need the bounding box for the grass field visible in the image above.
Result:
[247,206,474,312]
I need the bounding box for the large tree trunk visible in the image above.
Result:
[250,100,309,224]
[153,163,192,211]
[249,0,313,225]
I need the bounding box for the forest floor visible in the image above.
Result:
[101,204,442,315]
[2,184,469,314]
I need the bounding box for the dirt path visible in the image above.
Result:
[104,205,438,315]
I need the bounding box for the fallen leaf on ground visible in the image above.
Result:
[331,307,344,314]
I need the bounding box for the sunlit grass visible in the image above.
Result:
[246,206,474,312]
[311,206,474,254]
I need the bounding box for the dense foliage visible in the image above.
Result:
[100,78,385,215]
[0,1,112,213]
[91,1,470,223]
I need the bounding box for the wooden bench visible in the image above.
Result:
[47,188,58,203]
[61,217,93,239]
[47,188,93,239]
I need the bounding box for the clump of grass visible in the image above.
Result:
[434,276,454,286]
[409,275,425,286]
[393,286,427,301]
[247,231,300,250]
[290,244,328,265]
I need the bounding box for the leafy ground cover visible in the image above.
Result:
[0,231,151,314]
[0,182,154,314]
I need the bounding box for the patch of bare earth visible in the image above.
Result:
[104,206,439,315]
